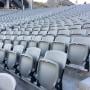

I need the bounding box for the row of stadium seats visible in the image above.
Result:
[1,28,90,36]
[0,34,89,70]
[0,5,89,27]
[0,34,90,47]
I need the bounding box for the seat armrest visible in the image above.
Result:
[8,51,16,54]
[20,54,33,60]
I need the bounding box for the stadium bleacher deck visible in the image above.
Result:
[0,4,90,90]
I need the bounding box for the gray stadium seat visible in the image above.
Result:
[55,35,70,45]
[21,31,30,35]
[70,29,86,35]
[0,43,12,64]
[71,35,90,48]
[51,42,66,52]
[0,35,6,40]
[33,27,40,31]
[0,73,16,90]
[20,40,27,48]
[48,30,57,36]
[82,23,90,29]
[37,60,59,90]
[67,44,89,71]
[28,41,37,47]
[31,35,42,42]
[44,50,67,69]
[16,36,24,41]
[38,41,49,57]
[13,40,19,46]
[6,45,24,69]
[25,47,41,62]
[23,36,32,41]
[38,50,67,90]
[39,30,47,35]
[41,27,49,31]
[3,44,12,51]
[19,54,33,77]
[32,31,39,35]
[23,47,41,71]
[4,39,12,44]
[69,25,81,30]
[58,30,70,36]
[41,35,54,43]
[14,31,21,35]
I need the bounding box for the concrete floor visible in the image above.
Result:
[63,67,90,90]
[0,67,90,90]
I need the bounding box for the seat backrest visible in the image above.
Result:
[13,40,19,46]
[82,23,90,29]
[48,30,57,36]
[16,36,23,41]
[31,35,42,42]
[58,30,70,36]
[13,45,24,54]
[21,31,30,35]
[39,31,47,35]
[41,27,49,31]
[20,40,27,48]
[0,73,16,90]
[23,36,32,41]
[0,35,6,40]
[4,39,11,44]
[14,31,21,35]
[32,31,39,35]
[44,50,67,69]
[70,29,86,35]
[1,31,6,35]
[69,24,81,30]
[7,51,17,69]
[11,35,16,41]
[57,26,67,30]
[55,35,70,45]
[38,41,49,57]
[42,35,54,43]
[5,35,11,40]
[26,27,32,31]
[28,41,37,47]
[25,47,41,61]
[50,26,57,30]
[19,55,33,77]
[37,60,59,90]
[68,44,88,65]
[33,27,40,31]
[71,35,90,48]
[4,44,12,51]
[51,42,66,52]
